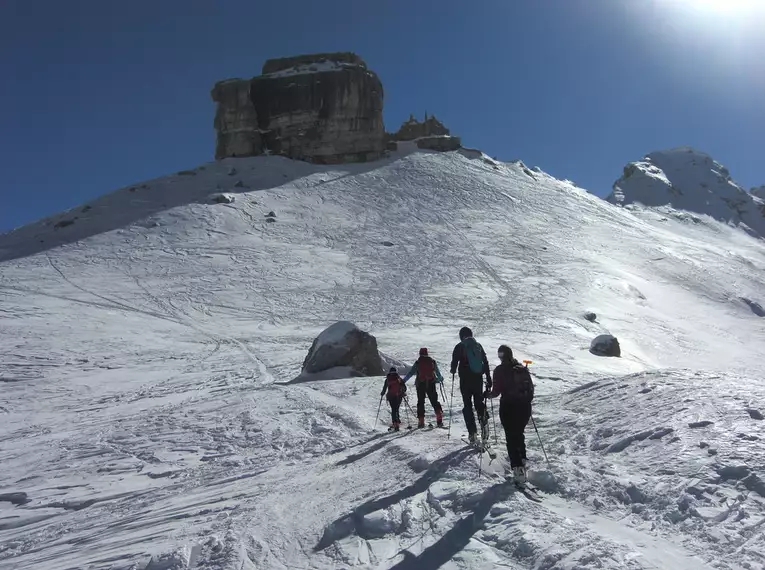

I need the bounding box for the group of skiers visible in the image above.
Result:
[380,327,535,483]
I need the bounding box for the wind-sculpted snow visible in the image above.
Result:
[0,148,764,568]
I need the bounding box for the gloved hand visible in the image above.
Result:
[483,389,492,399]
[380,390,386,397]
[485,378,492,390]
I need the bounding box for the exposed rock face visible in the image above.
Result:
[212,52,385,164]
[608,148,765,237]
[211,79,261,160]
[301,321,385,378]
[390,114,450,141]
[590,334,621,357]
[416,136,461,152]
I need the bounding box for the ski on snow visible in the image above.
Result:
[514,482,542,502]
[461,436,497,459]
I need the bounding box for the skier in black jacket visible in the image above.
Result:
[450,327,492,443]
[487,344,535,484]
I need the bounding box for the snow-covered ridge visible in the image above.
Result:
[1,147,764,569]
[609,147,765,238]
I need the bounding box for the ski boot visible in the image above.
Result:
[512,466,527,485]
[468,432,477,444]
[394,421,401,432]
[436,410,444,428]
[417,416,425,429]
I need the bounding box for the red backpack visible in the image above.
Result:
[417,357,436,382]
[386,373,403,396]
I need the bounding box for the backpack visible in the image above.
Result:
[417,357,436,382]
[461,337,484,374]
[506,363,535,403]
[386,373,403,396]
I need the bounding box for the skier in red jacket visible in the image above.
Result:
[403,348,444,428]
[380,367,406,431]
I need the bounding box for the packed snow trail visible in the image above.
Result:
[1,149,764,568]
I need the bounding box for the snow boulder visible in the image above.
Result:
[299,321,387,380]
[208,192,235,204]
[590,334,621,357]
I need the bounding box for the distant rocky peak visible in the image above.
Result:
[608,147,765,238]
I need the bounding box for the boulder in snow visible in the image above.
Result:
[209,193,235,204]
[590,334,621,357]
[584,312,597,322]
[299,321,386,380]
[740,297,765,317]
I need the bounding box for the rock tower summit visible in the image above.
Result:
[211,52,385,164]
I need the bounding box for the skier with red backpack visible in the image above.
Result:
[380,367,407,431]
[486,345,535,484]
[450,327,492,443]
[402,348,445,428]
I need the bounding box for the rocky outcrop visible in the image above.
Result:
[211,79,261,160]
[390,113,450,141]
[416,136,462,152]
[387,113,460,153]
[212,52,385,164]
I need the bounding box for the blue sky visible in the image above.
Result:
[1,0,763,231]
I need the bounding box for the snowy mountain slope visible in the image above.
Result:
[1,147,764,569]
[609,147,765,238]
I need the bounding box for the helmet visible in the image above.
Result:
[498,344,513,361]
[419,347,428,356]
[389,367,397,373]
[459,326,473,340]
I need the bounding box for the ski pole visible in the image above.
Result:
[374,395,383,430]
[403,395,411,429]
[478,432,484,477]
[447,373,456,439]
[403,395,416,423]
[490,394,498,445]
[531,415,549,465]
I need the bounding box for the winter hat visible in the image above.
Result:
[419,347,428,356]
[498,345,513,361]
[389,367,397,373]
[459,326,473,340]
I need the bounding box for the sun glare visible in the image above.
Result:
[667,0,762,15]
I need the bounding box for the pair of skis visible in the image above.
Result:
[386,423,445,432]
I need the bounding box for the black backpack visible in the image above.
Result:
[507,363,534,403]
